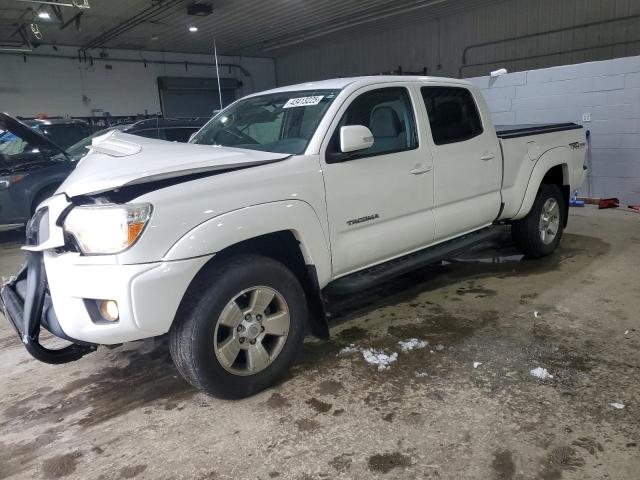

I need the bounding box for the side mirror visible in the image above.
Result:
[340,125,374,153]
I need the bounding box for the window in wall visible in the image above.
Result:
[420,87,483,145]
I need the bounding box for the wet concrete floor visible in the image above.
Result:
[0,206,639,479]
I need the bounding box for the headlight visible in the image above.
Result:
[64,203,152,255]
[0,175,26,191]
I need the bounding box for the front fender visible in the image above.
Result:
[513,147,570,220]
[162,200,333,287]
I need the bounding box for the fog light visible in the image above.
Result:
[99,300,119,321]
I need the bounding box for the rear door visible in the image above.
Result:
[419,86,501,241]
[321,84,435,277]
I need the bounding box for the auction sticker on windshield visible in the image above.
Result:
[283,96,324,108]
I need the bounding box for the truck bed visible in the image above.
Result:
[495,123,583,139]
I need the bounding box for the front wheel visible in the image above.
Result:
[169,254,307,399]
[511,184,566,258]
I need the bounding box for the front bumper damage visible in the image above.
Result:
[1,251,97,364]
[1,194,213,363]
[1,198,97,364]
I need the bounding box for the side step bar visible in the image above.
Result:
[325,228,498,295]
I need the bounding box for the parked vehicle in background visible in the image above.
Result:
[22,117,93,150]
[66,117,208,160]
[66,124,132,161]
[0,113,74,226]
[125,117,208,142]
[0,114,210,225]
[1,76,588,399]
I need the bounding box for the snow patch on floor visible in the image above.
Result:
[530,367,553,380]
[398,338,428,353]
[362,349,398,371]
[473,362,482,369]
[337,344,360,356]
[610,402,625,410]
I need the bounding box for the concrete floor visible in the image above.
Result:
[0,206,638,480]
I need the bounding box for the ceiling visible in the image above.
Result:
[0,0,503,56]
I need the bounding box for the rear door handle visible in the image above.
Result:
[410,165,432,175]
[480,152,496,161]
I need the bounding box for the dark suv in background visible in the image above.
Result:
[0,114,207,226]
[0,113,74,226]
[65,117,208,160]
[23,117,93,150]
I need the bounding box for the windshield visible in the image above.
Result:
[190,89,340,155]
[0,130,67,170]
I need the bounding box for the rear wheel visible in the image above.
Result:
[169,254,307,399]
[511,184,565,258]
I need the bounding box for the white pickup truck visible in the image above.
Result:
[1,76,587,398]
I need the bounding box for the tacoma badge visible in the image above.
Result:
[347,214,380,226]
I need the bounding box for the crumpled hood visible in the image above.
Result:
[58,131,290,197]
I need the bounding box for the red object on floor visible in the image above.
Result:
[598,198,619,209]
[628,205,640,212]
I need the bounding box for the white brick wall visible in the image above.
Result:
[468,55,640,203]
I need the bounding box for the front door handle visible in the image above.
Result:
[480,152,496,161]
[410,165,432,175]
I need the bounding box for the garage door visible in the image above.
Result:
[158,77,240,117]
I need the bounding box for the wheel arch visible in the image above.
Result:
[166,201,332,339]
[175,231,329,340]
[513,147,571,222]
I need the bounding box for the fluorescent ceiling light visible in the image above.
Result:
[38,11,51,19]
[188,26,198,32]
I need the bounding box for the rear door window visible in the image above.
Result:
[420,87,483,145]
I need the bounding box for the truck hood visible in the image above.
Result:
[58,131,290,197]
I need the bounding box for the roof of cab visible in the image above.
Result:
[257,75,473,95]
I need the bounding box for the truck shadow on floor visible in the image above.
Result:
[325,231,610,327]
[295,231,610,371]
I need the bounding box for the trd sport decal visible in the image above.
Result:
[569,141,586,150]
[347,214,380,226]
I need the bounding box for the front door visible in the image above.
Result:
[321,85,435,277]
[419,86,502,241]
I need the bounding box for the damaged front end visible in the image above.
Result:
[0,202,97,364]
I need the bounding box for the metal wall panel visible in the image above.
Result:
[273,0,640,85]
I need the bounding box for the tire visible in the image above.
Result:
[511,184,566,258]
[169,254,307,399]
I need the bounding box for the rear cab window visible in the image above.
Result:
[420,86,483,145]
